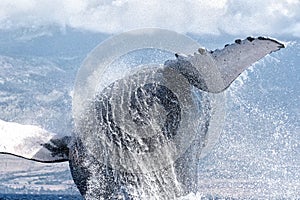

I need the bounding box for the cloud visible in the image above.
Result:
[0,0,299,37]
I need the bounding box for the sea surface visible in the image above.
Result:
[0,194,83,200]
[0,194,239,200]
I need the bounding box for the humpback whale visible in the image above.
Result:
[0,29,284,199]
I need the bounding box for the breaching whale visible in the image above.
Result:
[0,28,284,199]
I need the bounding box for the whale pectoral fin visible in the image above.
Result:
[165,37,285,93]
[0,119,70,163]
[210,37,285,92]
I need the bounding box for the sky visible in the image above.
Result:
[0,0,299,37]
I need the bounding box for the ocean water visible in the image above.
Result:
[0,194,83,200]
[0,194,241,200]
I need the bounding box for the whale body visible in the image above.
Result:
[0,29,284,199]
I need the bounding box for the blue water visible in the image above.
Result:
[0,194,240,200]
[0,194,83,200]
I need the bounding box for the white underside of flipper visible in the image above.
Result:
[0,119,70,163]
[211,37,285,90]
[165,36,285,93]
